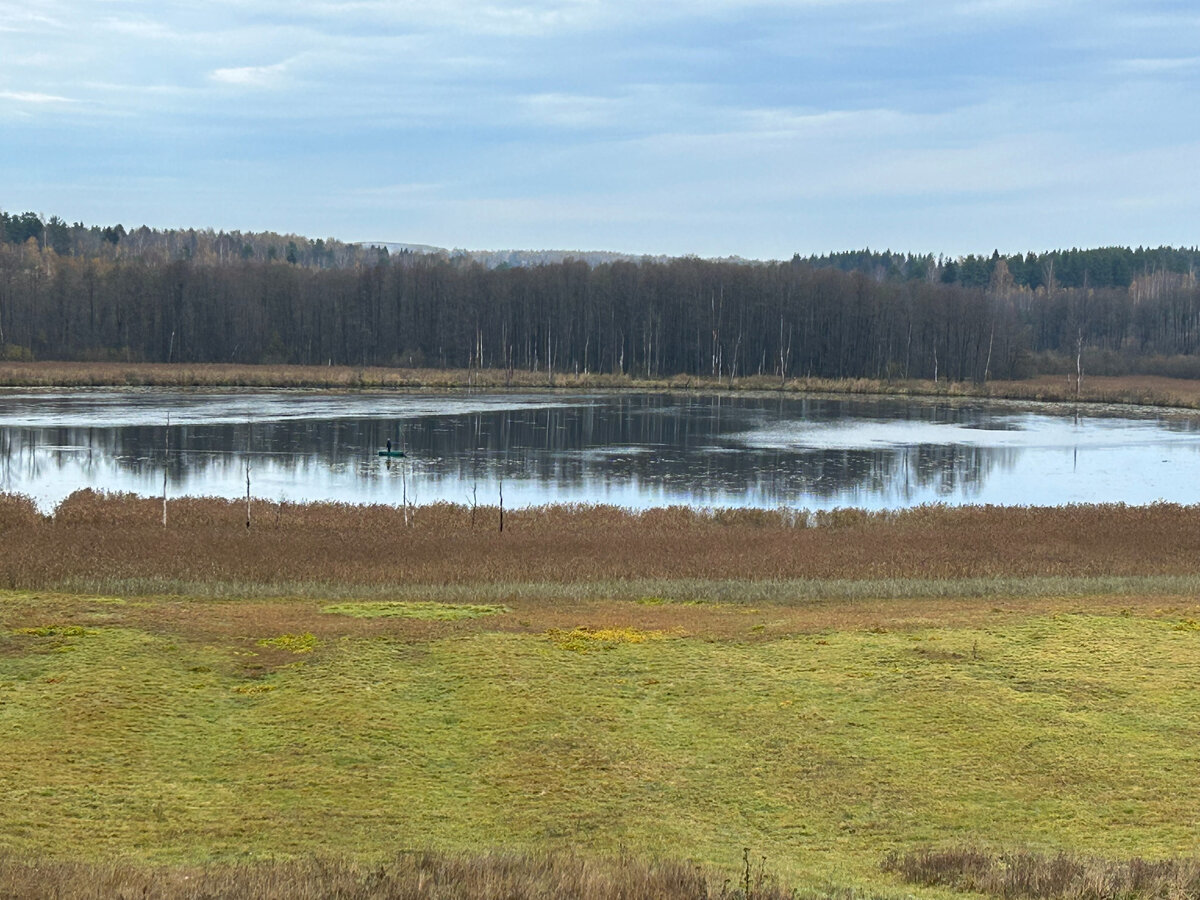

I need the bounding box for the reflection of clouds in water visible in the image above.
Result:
[0,391,588,429]
[1,392,1199,512]
[737,415,1200,451]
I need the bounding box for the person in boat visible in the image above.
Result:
[386,439,392,453]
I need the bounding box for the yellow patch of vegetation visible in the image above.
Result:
[232,682,277,695]
[12,625,89,638]
[545,626,671,651]
[256,632,318,653]
[322,601,507,620]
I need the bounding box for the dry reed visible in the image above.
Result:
[4,491,1200,595]
[884,846,1200,900]
[3,362,1200,409]
[0,850,798,900]
[0,362,642,391]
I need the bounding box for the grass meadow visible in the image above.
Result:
[4,494,1200,896]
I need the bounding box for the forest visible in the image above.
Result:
[2,210,1200,382]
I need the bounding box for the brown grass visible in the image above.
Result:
[0,850,801,900]
[5,492,1200,594]
[884,846,1200,900]
[4,362,1200,409]
[985,374,1200,409]
[0,361,646,390]
[3,576,1189,676]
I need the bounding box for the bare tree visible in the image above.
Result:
[1076,327,1084,398]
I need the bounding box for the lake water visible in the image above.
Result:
[1,389,1199,512]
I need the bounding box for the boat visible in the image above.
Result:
[378,450,406,458]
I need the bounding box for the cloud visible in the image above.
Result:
[519,92,626,128]
[0,3,64,33]
[100,17,182,42]
[1117,56,1200,73]
[209,60,292,88]
[4,0,1200,257]
[0,90,73,104]
[734,107,916,139]
[200,0,607,37]
[951,0,1072,16]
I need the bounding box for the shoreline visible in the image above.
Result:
[4,361,1200,410]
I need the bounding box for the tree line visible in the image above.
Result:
[802,245,1200,291]
[2,209,1199,381]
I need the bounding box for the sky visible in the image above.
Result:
[2,0,1199,259]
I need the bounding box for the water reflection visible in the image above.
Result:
[0,391,1198,511]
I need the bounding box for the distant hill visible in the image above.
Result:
[359,242,449,256]
[357,242,680,268]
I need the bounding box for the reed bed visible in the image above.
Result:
[884,846,1200,900]
[0,362,644,391]
[3,362,1200,409]
[0,850,798,900]
[983,374,1200,410]
[4,492,1200,594]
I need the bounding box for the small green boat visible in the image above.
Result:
[378,450,406,458]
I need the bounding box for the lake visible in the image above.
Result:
[1,389,1199,512]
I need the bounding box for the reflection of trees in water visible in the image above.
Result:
[0,395,1021,507]
[395,400,1015,505]
[0,429,13,493]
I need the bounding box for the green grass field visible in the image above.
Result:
[3,586,1200,895]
